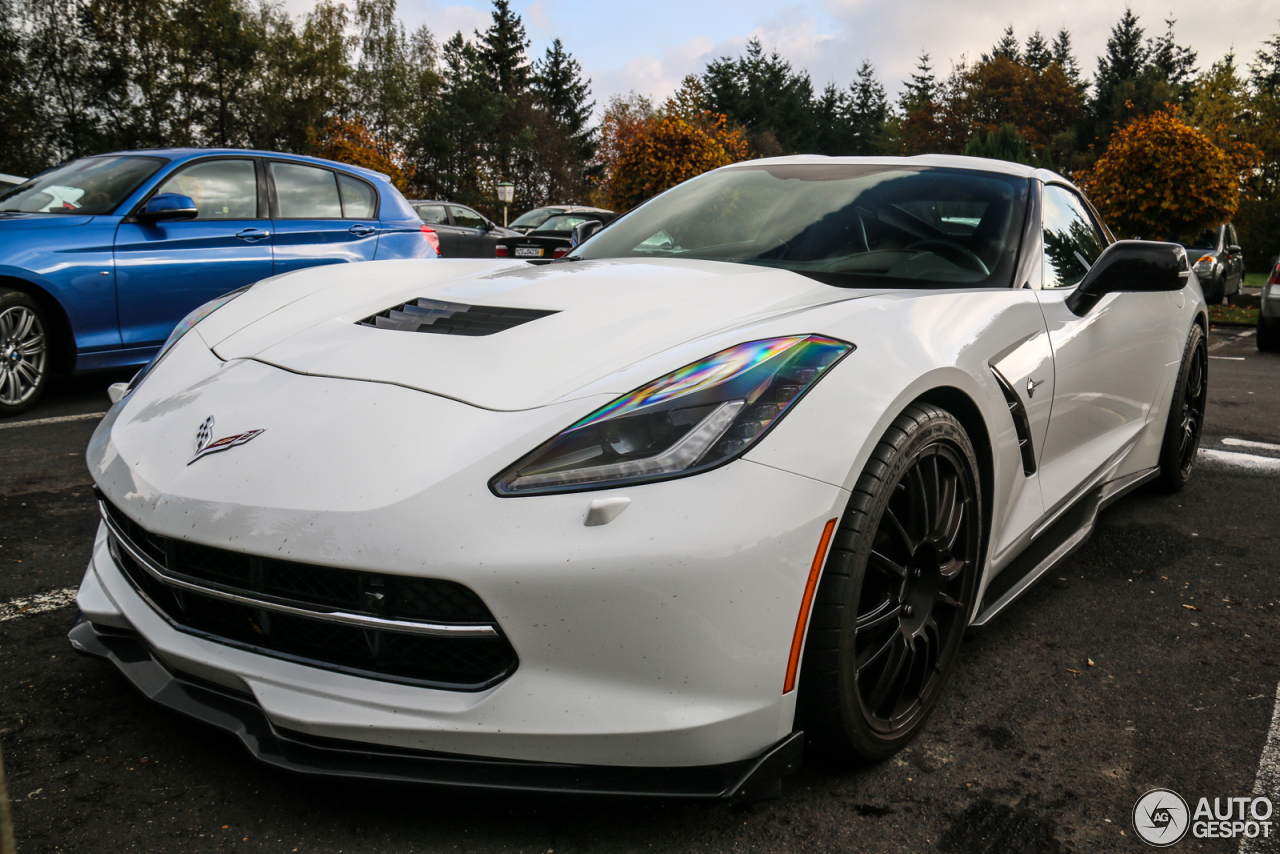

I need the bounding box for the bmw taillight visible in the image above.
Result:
[421,226,441,256]
[552,247,568,259]
[495,246,509,257]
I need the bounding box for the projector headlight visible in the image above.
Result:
[492,335,853,495]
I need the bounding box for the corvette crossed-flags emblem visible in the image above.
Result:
[189,415,265,466]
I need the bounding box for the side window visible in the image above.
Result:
[1228,224,1239,248]
[154,159,257,220]
[416,204,448,225]
[338,174,376,219]
[450,206,485,229]
[270,162,342,219]
[1042,185,1107,289]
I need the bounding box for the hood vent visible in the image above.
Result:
[359,298,558,336]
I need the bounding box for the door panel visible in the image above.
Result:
[114,158,272,348]
[1034,185,1177,512]
[415,204,460,256]
[269,162,378,275]
[448,206,488,257]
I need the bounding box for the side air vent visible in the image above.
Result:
[358,298,557,336]
[990,365,1037,476]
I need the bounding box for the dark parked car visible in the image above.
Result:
[494,211,616,263]
[409,200,519,257]
[1181,223,1244,304]
[1260,260,1279,351]
[0,148,434,416]
[507,204,613,234]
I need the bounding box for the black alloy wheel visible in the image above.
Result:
[1154,323,1208,492]
[799,404,981,763]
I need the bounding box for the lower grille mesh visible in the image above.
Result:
[102,500,517,689]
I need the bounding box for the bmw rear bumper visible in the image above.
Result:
[69,618,801,801]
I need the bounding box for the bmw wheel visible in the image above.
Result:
[799,404,981,763]
[1153,324,1207,492]
[0,289,49,418]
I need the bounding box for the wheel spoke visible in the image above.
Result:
[869,549,908,579]
[12,310,33,341]
[939,556,966,580]
[857,630,898,674]
[866,635,910,711]
[906,464,929,541]
[856,597,901,632]
[935,591,964,609]
[15,361,40,386]
[18,334,44,356]
[882,507,916,554]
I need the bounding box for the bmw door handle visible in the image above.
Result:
[235,228,270,242]
[348,224,378,237]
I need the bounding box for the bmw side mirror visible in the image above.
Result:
[1065,240,1188,316]
[570,220,604,249]
[137,193,198,223]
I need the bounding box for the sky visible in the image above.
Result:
[292,0,1280,104]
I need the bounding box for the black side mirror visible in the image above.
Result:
[570,219,604,249]
[137,193,197,223]
[482,220,494,232]
[1065,240,1188,316]
[1228,244,1242,254]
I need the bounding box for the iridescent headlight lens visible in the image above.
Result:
[125,287,248,394]
[492,335,852,495]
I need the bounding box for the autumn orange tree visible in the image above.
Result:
[1074,108,1239,240]
[608,112,748,211]
[308,116,416,191]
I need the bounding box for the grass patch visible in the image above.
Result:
[1208,304,1259,325]
[1244,272,1271,288]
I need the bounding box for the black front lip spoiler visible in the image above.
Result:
[69,619,802,801]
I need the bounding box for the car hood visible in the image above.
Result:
[202,258,876,411]
[0,212,98,229]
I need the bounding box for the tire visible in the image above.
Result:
[1152,324,1207,493]
[798,403,982,764]
[1205,276,1225,305]
[0,288,50,417]
[1260,318,1280,353]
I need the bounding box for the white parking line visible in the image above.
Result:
[1210,356,1246,361]
[0,412,105,431]
[1198,449,1280,474]
[0,588,78,622]
[1239,680,1280,854]
[1224,438,1280,453]
[1209,328,1257,352]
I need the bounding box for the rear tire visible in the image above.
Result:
[798,404,981,764]
[1153,324,1207,492]
[0,289,49,418]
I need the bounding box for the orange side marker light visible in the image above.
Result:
[784,517,838,694]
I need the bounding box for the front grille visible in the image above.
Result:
[358,297,557,335]
[101,500,517,690]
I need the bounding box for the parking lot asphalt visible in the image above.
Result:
[1,326,1277,853]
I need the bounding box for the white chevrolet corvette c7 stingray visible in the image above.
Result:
[72,155,1208,801]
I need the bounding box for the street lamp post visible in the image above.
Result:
[496,182,514,227]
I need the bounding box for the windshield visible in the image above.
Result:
[535,213,600,234]
[510,207,566,229]
[1178,228,1220,251]
[0,155,166,215]
[572,164,1030,288]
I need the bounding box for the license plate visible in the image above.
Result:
[515,247,543,257]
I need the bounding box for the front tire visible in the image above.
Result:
[798,404,981,764]
[0,289,49,417]
[1153,324,1207,492]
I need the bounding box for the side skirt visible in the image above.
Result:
[969,466,1159,628]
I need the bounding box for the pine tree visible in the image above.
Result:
[476,0,530,98]
[901,52,936,112]
[991,26,1020,62]
[1147,18,1197,90]
[1050,28,1082,85]
[1252,31,1280,94]
[1024,30,1050,73]
[534,38,595,164]
[848,59,888,155]
[1095,8,1148,99]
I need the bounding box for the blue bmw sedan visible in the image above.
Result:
[0,149,435,415]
